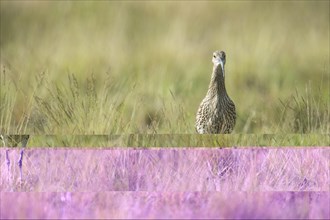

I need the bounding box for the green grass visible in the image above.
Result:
[0,2,329,145]
[14,134,329,147]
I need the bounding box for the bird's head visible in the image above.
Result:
[212,50,226,77]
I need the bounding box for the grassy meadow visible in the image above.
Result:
[1,3,329,219]
[0,2,329,145]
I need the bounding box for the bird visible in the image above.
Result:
[195,50,236,134]
[1,134,30,183]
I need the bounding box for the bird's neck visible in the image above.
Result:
[207,65,227,98]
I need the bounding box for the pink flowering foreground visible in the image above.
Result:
[1,147,329,219]
[1,191,329,219]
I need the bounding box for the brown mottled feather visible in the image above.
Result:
[195,51,236,134]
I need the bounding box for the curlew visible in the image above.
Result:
[195,50,236,134]
[1,134,30,183]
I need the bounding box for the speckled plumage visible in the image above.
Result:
[195,51,236,134]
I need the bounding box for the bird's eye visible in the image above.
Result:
[213,55,216,58]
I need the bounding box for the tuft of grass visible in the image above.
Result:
[277,82,329,134]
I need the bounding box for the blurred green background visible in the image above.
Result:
[0,1,329,134]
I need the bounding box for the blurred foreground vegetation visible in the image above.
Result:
[0,1,329,138]
[11,134,328,147]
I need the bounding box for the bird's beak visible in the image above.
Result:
[220,60,225,77]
